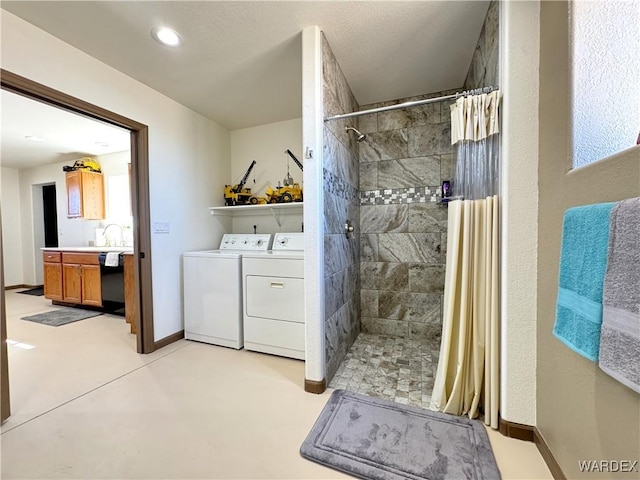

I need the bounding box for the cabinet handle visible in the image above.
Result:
[270,281,284,289]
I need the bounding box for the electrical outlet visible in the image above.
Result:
[153,221,170,234]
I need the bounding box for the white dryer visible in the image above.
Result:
[183,234,272,349]
[242,233,305,360]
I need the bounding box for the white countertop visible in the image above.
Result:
[42,246,133,253]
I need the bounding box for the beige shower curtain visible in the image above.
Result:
[430,90,500,429]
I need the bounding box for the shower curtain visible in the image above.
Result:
[430,91,501,429]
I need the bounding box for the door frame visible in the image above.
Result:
[0,69,155,358]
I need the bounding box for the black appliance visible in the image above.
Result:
[98,252,125,315]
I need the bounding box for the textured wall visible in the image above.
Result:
[357,90,457,342]
[571,0,640,167]
[322,35,361,381]
[538,3,640,476]
[464,0,499,90]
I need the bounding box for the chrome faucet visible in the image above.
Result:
[103,223,124,247]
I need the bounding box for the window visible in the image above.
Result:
[570,0,640,168]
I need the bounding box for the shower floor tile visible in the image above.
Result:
[328,332,440,410]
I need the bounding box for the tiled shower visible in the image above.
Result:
[323,1,499,407]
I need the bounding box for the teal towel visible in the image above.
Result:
[553,202,616,361]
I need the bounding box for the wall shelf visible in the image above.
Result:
[209,202,303,227]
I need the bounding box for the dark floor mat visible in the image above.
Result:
[17,287,44,296]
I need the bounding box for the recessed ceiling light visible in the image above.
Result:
[25,135,43,142]
[151,26,182,47]
[95,141,110,148]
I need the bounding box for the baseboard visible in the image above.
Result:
[154,330,184,350]
[4,284,40,291]
[304,378,326,394]
[498,416,535,442]
[534,427,567,480]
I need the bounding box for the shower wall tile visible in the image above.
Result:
[358,109,379,134]
[323,34,360,384]
[360,262,409,291]
[408,203,448,233]
[378,233,442,264]
[361,317,409,338]
[377,101,441,131]
[409,322,442,343]
[408,123,452,157]
[359,129,408,163]
[408,264,445,294]
[440,153,455,183]
[360,234,379,262]
[358,88,453,340]
[359,162,378,191]
[378,292,441,323]
[378,156,441,188]
[360,204,408,233]
[464,0,499,90]
[361,290,379,318]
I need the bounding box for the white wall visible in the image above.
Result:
[229,119,303,234]
[230,118,303,198]
[500,0,539,426]
[0,167,24,286]
[1,11,231,341]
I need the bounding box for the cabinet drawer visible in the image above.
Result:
[43,251,61,263]
[62,252,100,265]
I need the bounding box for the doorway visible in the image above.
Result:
[42,184,58,248]
[1,69,155,424]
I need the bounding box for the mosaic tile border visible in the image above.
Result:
[324,168,359,201]
[360,186,443,205]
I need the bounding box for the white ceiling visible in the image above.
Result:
[1,1,490,131]
[1,90,130,170]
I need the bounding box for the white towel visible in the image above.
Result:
[105,252,120,267]
[599,197,640,393]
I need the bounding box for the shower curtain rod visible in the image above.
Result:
[323,86,497,122]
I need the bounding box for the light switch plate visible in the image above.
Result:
[153,221,170,234]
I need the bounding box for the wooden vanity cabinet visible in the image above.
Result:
[43,251,102,307]
[43,251,63,301]
[66,170,105,220]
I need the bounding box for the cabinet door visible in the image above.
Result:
[81,171,105,220]
[62,264,82,303]
[66,171,82,218]
[81,265,102,307]
[43,263,63,301]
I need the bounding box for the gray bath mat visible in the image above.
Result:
[301,390,500,480]
[22,308,102,327]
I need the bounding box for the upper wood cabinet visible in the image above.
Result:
[66,170,105,220]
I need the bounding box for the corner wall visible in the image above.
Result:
[500,0,539,426]
[322,35,360,381]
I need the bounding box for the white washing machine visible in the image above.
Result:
[183,234,272,349]
[242,232,305,360]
